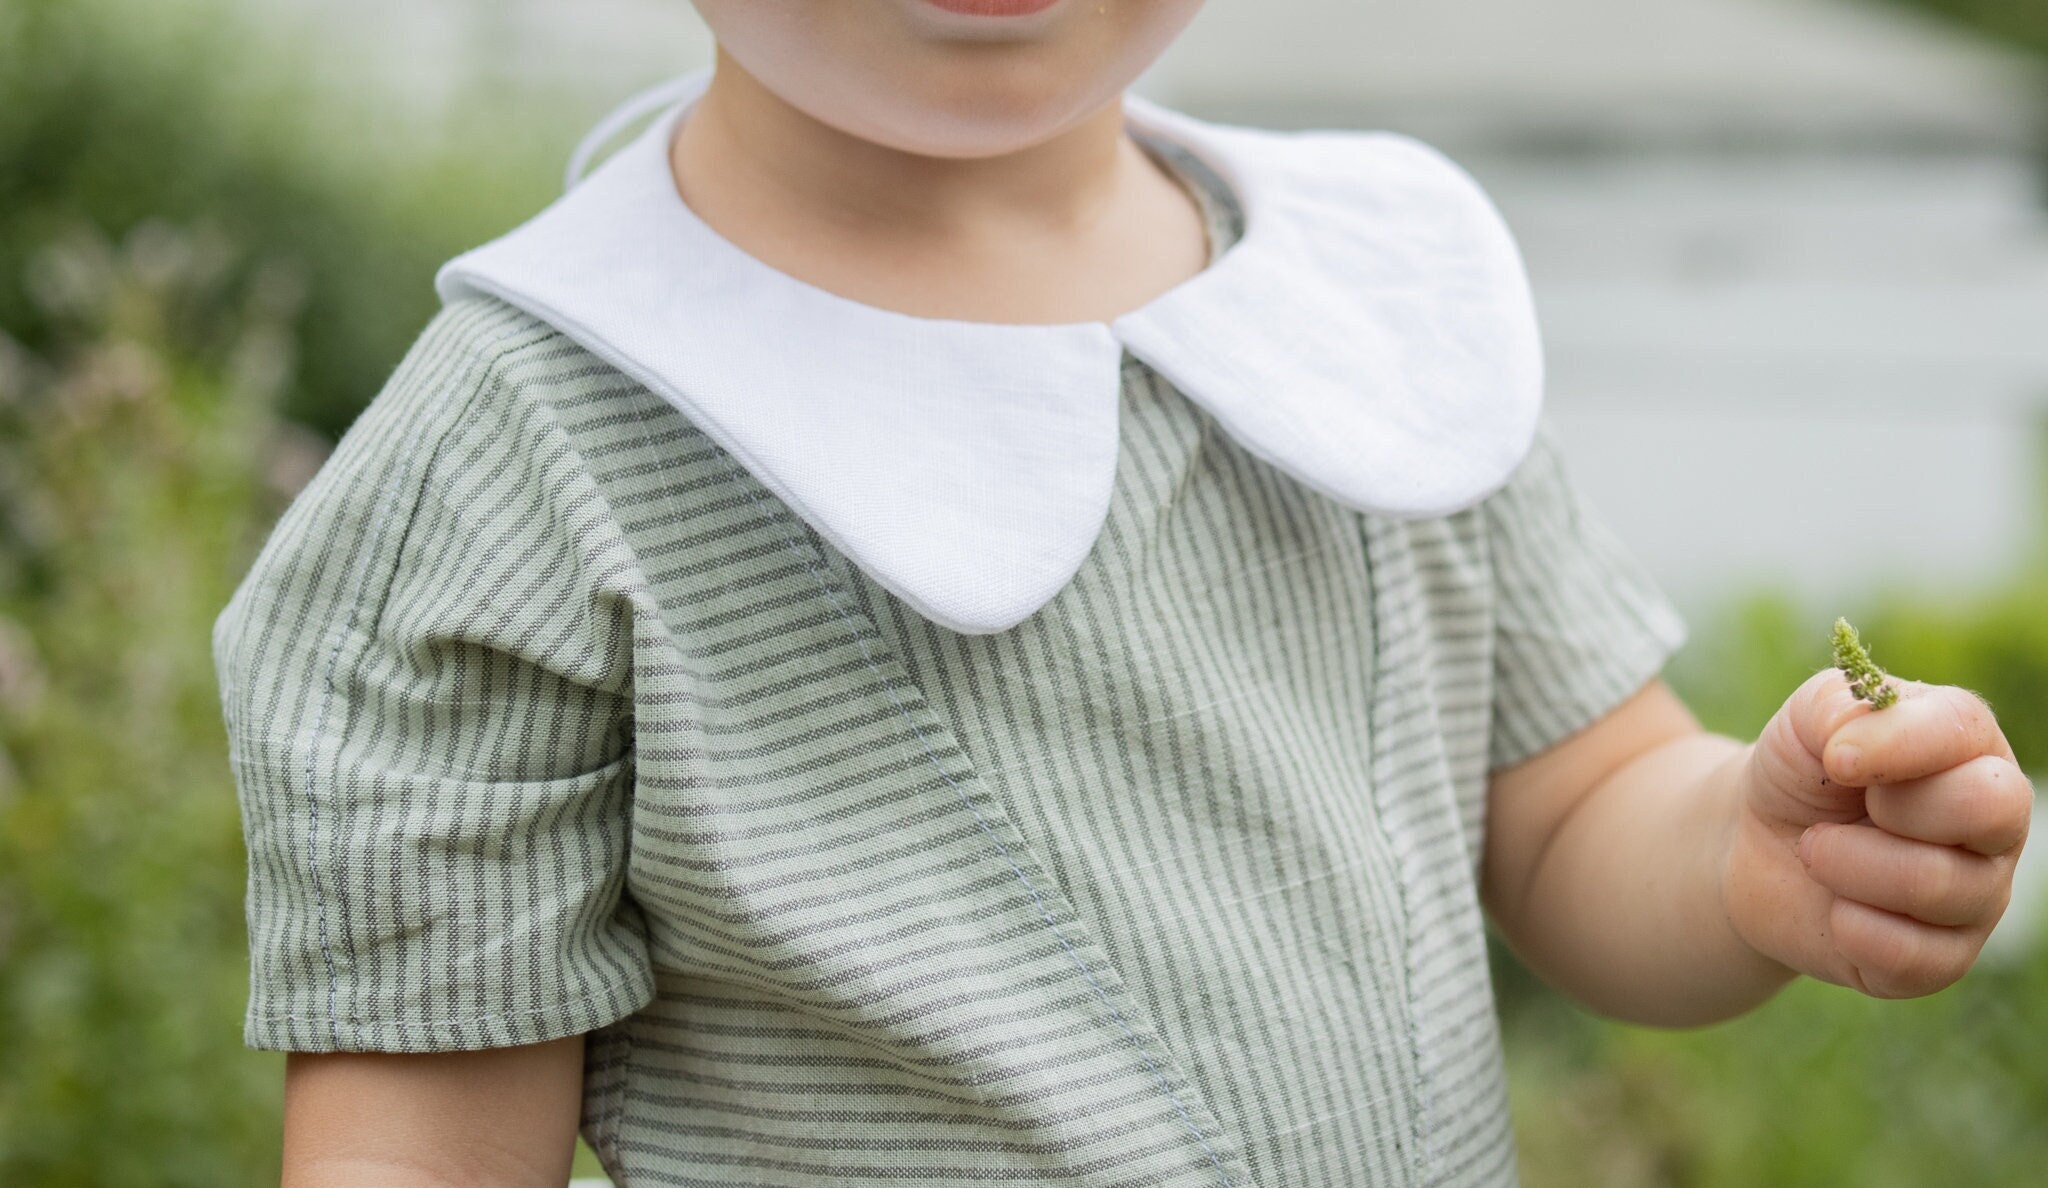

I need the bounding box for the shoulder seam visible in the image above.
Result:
[328,330,502,673]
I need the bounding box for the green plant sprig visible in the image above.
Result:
[1831,617,1899,710]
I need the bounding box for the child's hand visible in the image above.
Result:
[1723,669,2034,998]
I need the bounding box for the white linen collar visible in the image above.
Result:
[436,67,1542,635]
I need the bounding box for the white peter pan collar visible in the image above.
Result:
[435,67,1543,636]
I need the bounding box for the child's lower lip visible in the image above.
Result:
[917,0,1064,15]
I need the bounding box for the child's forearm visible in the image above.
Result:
[281,1039,587,1187]
[1482,675,1802,1028]
[1486,693,1799,1027]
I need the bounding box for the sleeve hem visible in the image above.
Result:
[242,965,657,1054]
[1488,603,1689,773]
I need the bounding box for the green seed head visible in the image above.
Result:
[1831,617,1898,710]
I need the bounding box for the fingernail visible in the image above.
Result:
[1831,744,1861,779]
[1798,824,1825,865]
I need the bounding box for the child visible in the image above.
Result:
[212,2,2033,1185]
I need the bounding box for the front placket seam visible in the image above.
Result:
[712,450,1243,1188]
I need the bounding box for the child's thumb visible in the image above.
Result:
[1746,667,1874,828]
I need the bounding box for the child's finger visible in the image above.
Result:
[1757,668,1868,816]
[1821,682,2016,787]
[1865,758,2035,856]
[1800,822,2010,928]
[1827,897,1984,999]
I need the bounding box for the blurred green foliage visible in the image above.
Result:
[1501,945,2048,1187]
[1,0,2045,1184]
[0,0,560,441]
[0,216,298,1180]
[1879,0,2048,63]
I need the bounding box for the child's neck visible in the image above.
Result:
[668,48,1210,326]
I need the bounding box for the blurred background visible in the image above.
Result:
[2,0,2045,1183]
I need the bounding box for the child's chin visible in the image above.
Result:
[808,64,1131,159]
[845,99,1112,159]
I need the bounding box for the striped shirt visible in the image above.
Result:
[212,132,1686,1187]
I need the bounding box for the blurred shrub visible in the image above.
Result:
[1876,0,2048,63]
[0,0,561,440]
[0,215,312,1184]
[1505,947,2048,1188]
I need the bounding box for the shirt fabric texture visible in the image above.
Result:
[213,112,1687,1187]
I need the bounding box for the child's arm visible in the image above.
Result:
[279,1037,585,1187]
[1482,671,2032,1027]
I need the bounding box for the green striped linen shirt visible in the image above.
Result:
[213,136,1686,1187]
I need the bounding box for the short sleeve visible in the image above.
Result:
[1484,421,1689,770]
[212,304,654,1053]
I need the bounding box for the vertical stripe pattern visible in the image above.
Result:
[214,135,1685,1187]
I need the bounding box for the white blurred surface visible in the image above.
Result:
[1983,797,2048,965]
[1157,0,2041,149]
[1478,152,2048,616]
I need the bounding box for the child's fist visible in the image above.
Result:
[1723,668,2033,998]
